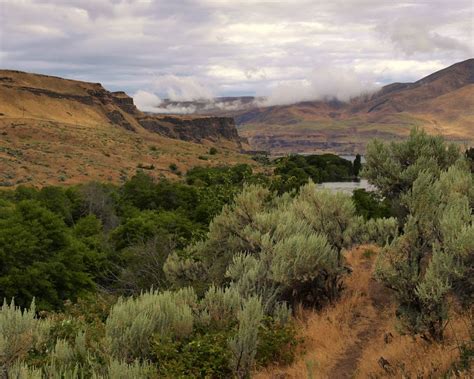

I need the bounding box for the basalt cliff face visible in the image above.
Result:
[0,70,252,187]
[137,115,241,144]
[0,70,242,146]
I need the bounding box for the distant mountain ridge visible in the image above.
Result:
[233,59,473,154]
[0,69,243,145]
[155,59,473,155]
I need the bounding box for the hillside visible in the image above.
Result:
[0,70,253,187]
[236,59,474,154]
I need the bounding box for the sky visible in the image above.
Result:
[0,0,472,110]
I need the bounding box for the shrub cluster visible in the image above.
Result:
[365,128,473,341]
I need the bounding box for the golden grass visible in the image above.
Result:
[0,70,257,187]
[0,117,256,187]
[356,304,473,378]
[254,245,385,379]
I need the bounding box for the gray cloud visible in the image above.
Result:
[0,0,472,107]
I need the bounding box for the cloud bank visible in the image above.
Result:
[263,66,378,106]
[1,0,471,111]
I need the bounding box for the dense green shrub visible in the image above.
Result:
[0,200,97,310]
[152,330,233,378]
[363,127,461,212]
[255,317,298,368]
[229,296,264,379]
[114,235,172,295]
[0,300,51,376]
[352,189,392,219]
[167,182,397,309]
[271,153,357,193]
[111,210,201,250]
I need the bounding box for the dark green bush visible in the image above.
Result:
[153,331,233,378]
[271,153,356,193]
[255,317,299,367]
[352,189,392,219]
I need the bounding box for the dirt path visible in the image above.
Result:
[329,278,390,378]
[253,246,395,379]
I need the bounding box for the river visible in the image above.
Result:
[318,179,375,194]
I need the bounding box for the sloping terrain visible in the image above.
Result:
[0,70,253,187]
[234,59,474,154]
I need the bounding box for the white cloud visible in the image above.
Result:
[263,66,378,105]
[0,0,471,102]
[150,75,214,101]
[133,90,161,112]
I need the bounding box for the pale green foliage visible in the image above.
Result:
[163,251,208,292]
[291,185,357,253]
[358,217,399,246]
[270,233,336,286]
[9,359,156,379]
[363,127,461,200]
[272,302,292,324]
[94,359,157,379]
[228,296,264,379]
[375,160,473,340]
[51,339,75,367]
[167,182,395,309]
[226,252,281,313]
[105,288,196,360]
[187,185,273,284]
[8,362,43,378]
[200,285,242,326]
[0,299,50,371]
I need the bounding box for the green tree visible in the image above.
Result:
[353,154,362,176]
[0,200,95,310]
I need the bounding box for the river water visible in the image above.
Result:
[318,179,375,194]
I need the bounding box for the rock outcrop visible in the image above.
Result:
[137,115,241,145]
[0,70,243,147]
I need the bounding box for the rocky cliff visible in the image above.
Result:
[137,115,241,144]
[0,70,243,147]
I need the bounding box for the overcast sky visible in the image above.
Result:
[0,0,472,107]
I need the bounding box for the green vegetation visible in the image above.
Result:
[1,131,472,376]
[272,153,359,193]
[365,128,473,341]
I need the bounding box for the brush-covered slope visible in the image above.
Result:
[0,70,252,187]
[236,59,474,154]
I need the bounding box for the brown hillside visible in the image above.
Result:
[235,59,474,155]
[0,70,253,187]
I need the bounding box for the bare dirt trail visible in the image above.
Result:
[328,270,392,378]
[253,246,395,379]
